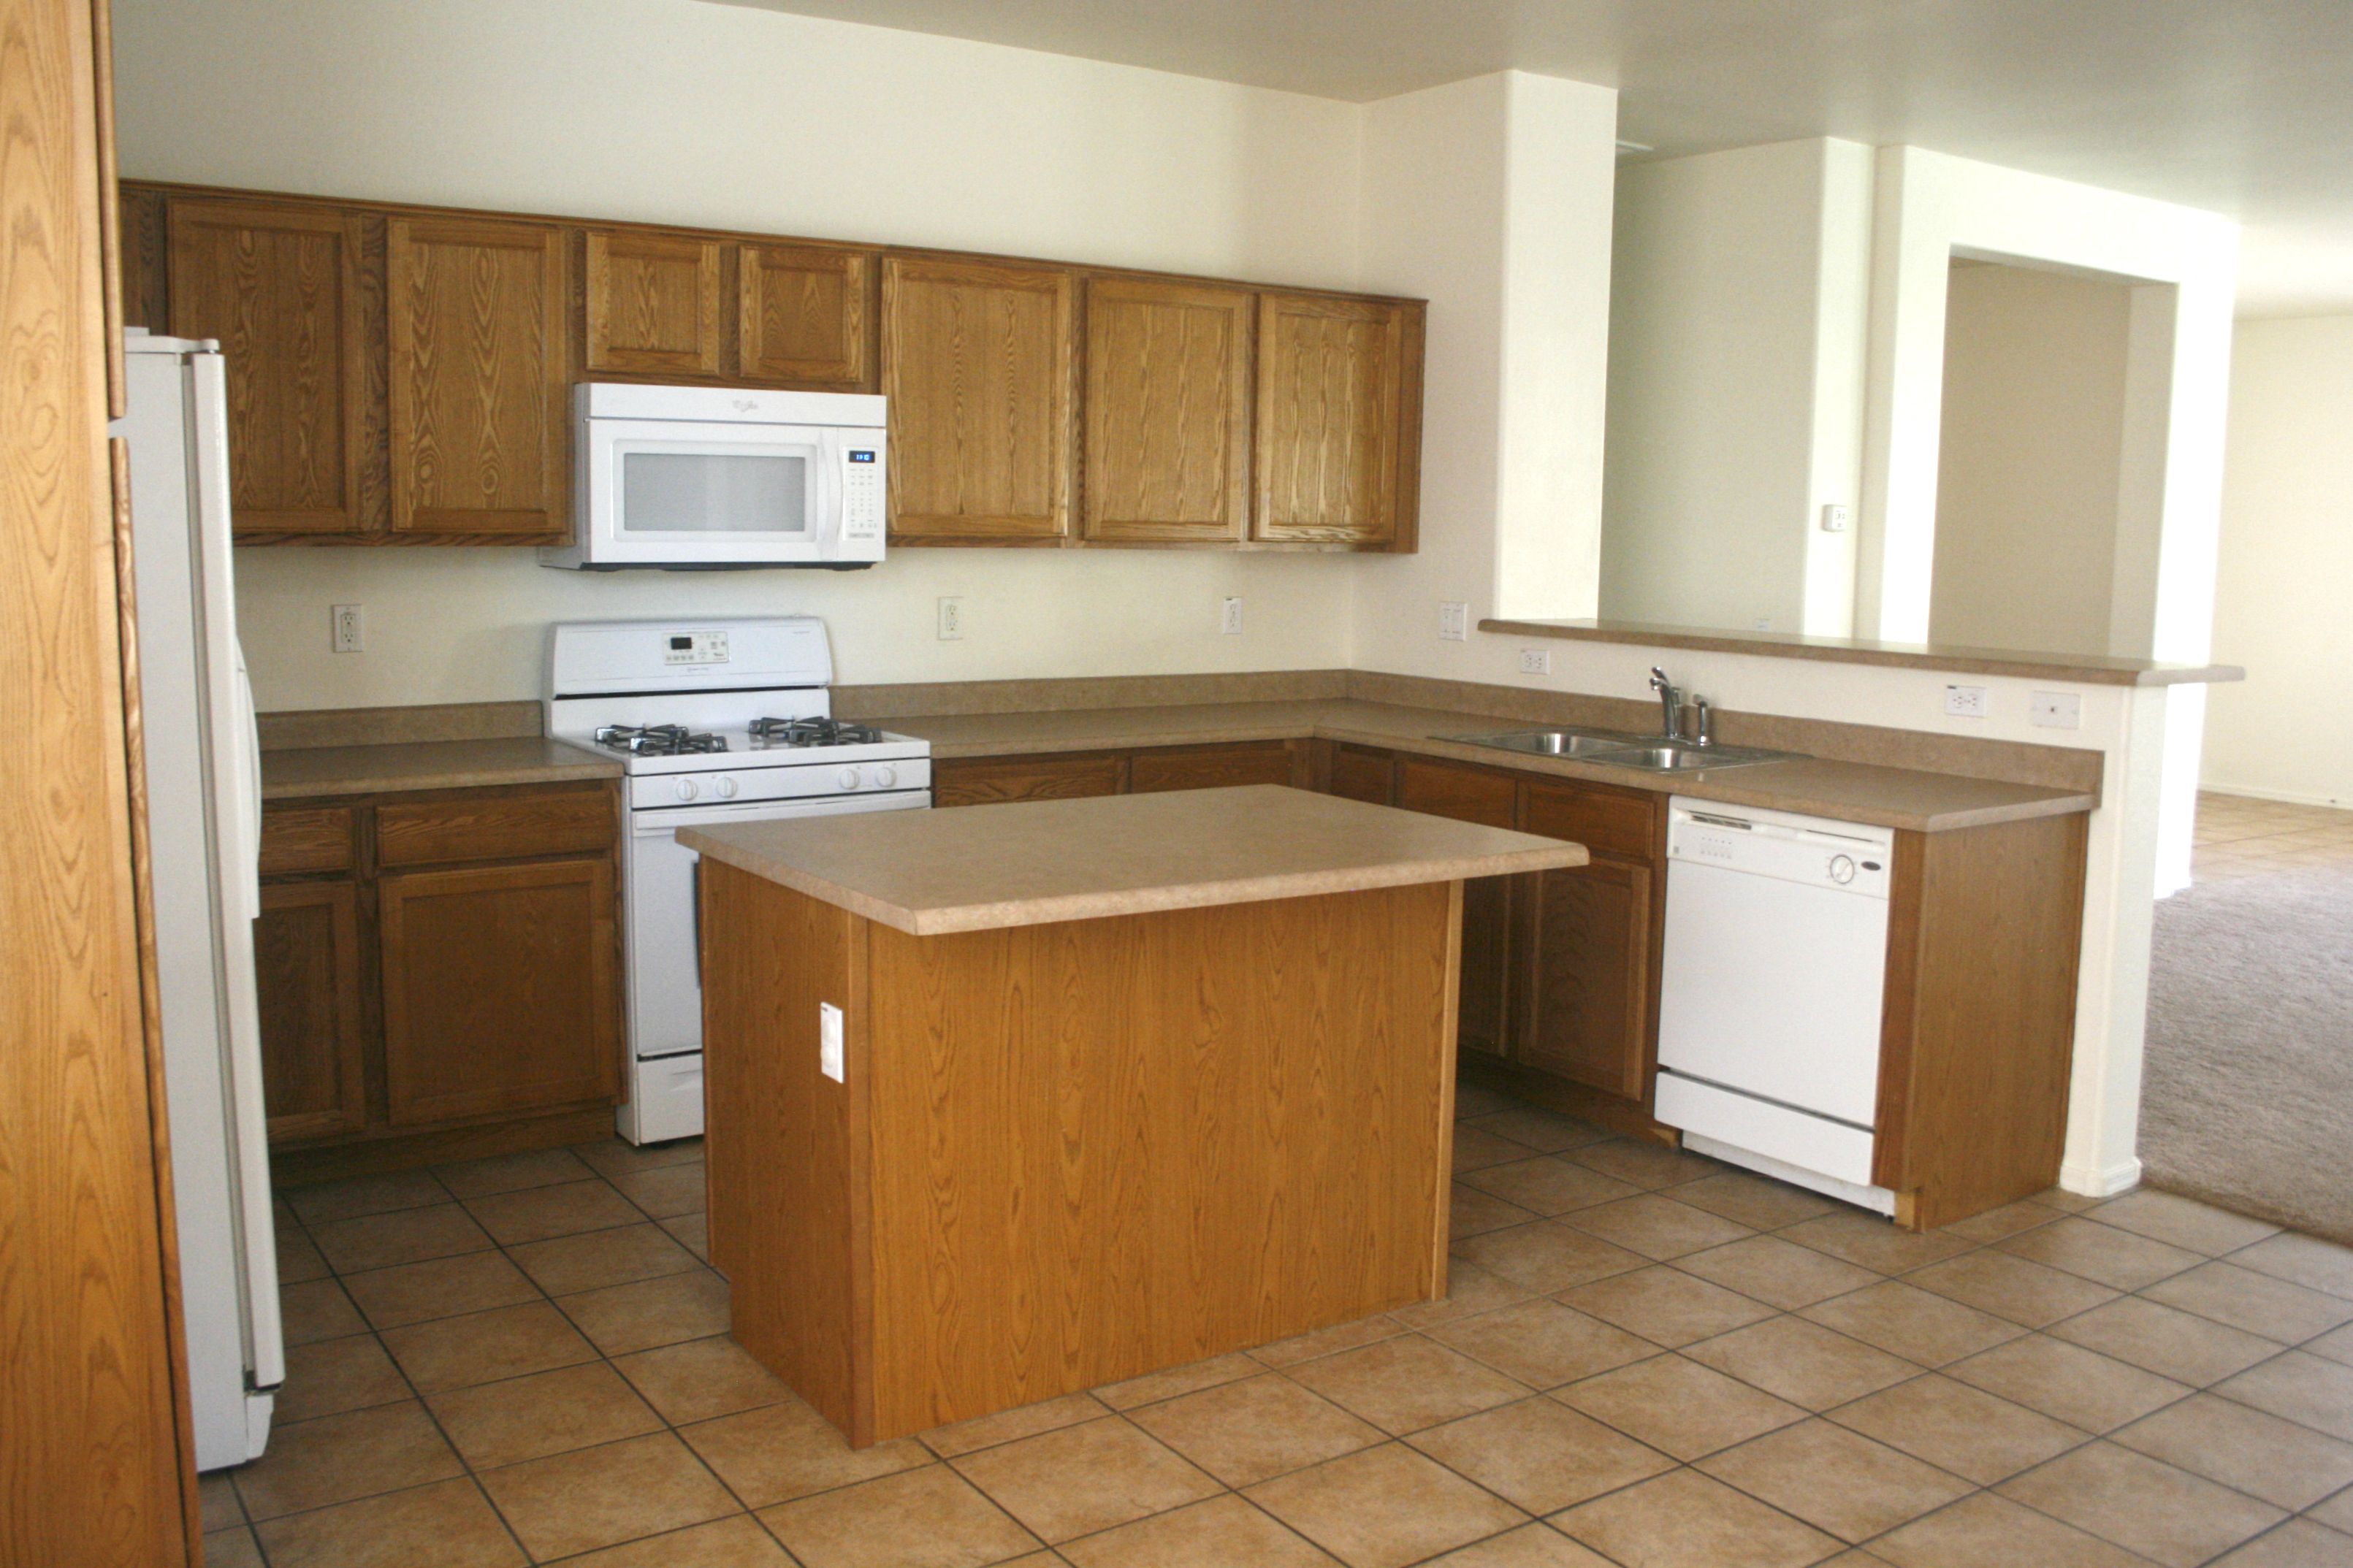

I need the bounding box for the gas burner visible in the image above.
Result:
[749,716,885,749]
[595,723,729,756]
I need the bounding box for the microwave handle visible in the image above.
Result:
[819,429,847,546]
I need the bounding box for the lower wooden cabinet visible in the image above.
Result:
[254,881,368,1141]
[1516,854,1653,1098]
[255,779,625,1162]
[1393,757,1521,1061]
[931,741,1303,809]
[378,858,619,1126]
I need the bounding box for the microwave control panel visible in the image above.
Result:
[842,447,885,541]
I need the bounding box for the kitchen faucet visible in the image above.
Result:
[1649,666,1714,746]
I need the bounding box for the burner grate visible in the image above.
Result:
[750,716,884,749]
[595,723,729,757]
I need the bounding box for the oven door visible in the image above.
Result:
[625,791,929,1063]
[582,418,847,565]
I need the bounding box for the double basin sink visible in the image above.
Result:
[1442,727,1796,773]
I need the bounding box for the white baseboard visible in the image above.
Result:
[2199,781,2351,809]
[2059,1155,2143,1199]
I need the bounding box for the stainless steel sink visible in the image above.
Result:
[1443,730,1794,773]
[1450,728,1647,759]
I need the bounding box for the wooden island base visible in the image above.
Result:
[700,860,1464,1447]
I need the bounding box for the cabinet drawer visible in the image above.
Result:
[1520,778,1660,862]
[377,787,615,866]
[1129,742,1294,794]
[932,753,1124,808]
[1395,757,1516,828]
[1327,745,1395,805]
[259,806,355,876]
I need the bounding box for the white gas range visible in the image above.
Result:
[546,618,930,1143]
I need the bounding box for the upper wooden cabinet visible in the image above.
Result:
[387,216,570,538]
[167,198,366,535]
[882,256,1075,541]
[1255,292,1419,546]
[739,243,872,386]
[122,180,1422,551]
[1082,278,1253,543]
[585,230,722,377]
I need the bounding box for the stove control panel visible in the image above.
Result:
[630,756,931,811]
[662,630,731,667]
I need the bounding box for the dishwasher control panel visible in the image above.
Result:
[1667,801,1894,898]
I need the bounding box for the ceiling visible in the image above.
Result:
[712,0,2353,316]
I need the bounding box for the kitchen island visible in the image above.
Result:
[681,784,1586,1445]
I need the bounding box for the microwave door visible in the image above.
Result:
[593,421,827,564]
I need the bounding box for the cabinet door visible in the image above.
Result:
[387,217,569,537]
[253,881,368,1142]
[1082,278,1251,543]
[378,858,620,1125]
[739,243,871,386]
[167,198,366,535]
[882,256,1074,540]
[932,752,1124,808]
[585,230,722,376]
[1519,854,1653,1099]
[1254,292,1408,544]
[1392,758,1517,1058]
[1128,741,1294,793]
[1327,744,1396,806]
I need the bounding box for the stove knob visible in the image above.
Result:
[714,776,739,800]
[838,766,863,791]
[674,777,700,803]
[873,764,898,789]
[1828,854,1857,885]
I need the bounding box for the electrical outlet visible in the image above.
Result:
[1438,601,1468,641]
[1820,503,1852,533]
[819,1002,844,1082]
[2031,691,2083,730]
[1221,596,1243,635]
[1517,648,1551,676]
[1944,684,1988,719]
[936,596,963,640]
[331,603,363,654]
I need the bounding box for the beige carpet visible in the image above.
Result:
[2143,844,2353,1244]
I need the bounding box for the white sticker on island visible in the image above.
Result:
[820,1002,845,1082]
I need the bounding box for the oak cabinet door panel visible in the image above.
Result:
[255,880,368,1142]
[378,858,619,1125]
[1082,277,1252,543]
[1126,742,1294,793]
[1519,854,1653,1100]
[931,753,1124,808]
[1327,745,1397,806]
[739,243,872,386]
[882,256,1074,539]
[1391,756,1519,1057]
[1254,292,1408,544]
[585,230,722,376]
[388,217,569,536]
[167,197,366,534]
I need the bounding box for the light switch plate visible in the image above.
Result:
[1221,596,1243,635]
[2031,691,2083,730]
[819,1002,844,1082]
[1438,601,1468,641]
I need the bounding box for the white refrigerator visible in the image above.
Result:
[114,329,283,1469]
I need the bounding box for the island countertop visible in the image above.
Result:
[679,784,1589,936]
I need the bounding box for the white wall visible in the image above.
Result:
[112,0,1370,707]
[2203,315,2353,806]
[1598,139,1872,636]
[1347,70,1620,662]
[1929,261,2132,657]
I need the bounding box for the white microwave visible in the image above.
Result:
[541,383,886,570]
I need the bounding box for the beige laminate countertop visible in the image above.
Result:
[261,737,620,801]
[680,785,1589,936]
[874,699,2097,833]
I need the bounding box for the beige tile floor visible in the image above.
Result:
[207,1099,2353,1567]
[2192,791,2353,883]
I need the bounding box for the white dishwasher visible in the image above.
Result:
[1655,797,1899,1213]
